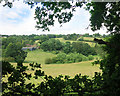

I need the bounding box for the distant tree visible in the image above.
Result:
[5,42,27,65]
[40,39,63,51]
[47,34,56,38]
[34,36,40,40]
[72,42,96,56]
[56,34,63,38]
[83,33,90,37]
[46,52,91,64]
[63,42,73,54]
[2,37,17,49]
[63,33,79,41]
[39,35,49,44]
[93,33,101,37]
[56,53,66,63]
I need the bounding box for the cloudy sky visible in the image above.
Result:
[0,1,107,35]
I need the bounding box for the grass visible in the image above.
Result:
[24,49,101,78]
[55,38,96,47]
[55,38,74,43]
[42,60,101,77]
[4,49,101,85]
[83,37,94,41]
[25,49,56,64]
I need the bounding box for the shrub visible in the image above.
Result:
[2,57,15,62]
[75,53,83,62]
[88,55,94,60]
[52,51,59,54]
[81,55,89,61]
[52,57,57,63]
[45,53,93,64]
[66,53,75,63]
[56,53,66,63]
[72,42,96,56]
[45,58,53,64]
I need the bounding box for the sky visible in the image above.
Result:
[0,1,108,35]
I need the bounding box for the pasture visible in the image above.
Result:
[24,49,101,77]
[55,38,96,47]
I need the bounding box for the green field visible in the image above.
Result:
[83,37,94,41]
[25,49,56,64]
[24,49,101,78]
[55,38,96,47]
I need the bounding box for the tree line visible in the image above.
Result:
[40,38,96,55]
[45,53,94,64]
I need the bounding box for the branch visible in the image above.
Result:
[8,87,40,96]
[68,85,108,94]
[94,38,109,45]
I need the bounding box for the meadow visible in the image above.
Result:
[8,39,101,85]
[55,37,96,47]
[24,49,101,78]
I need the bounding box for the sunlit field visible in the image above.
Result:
[24,49,101,77]
[55,38,96,47]
[8,49,101,85]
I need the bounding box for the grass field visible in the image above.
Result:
[55,38,96,47]
[42,60,100,77]
[7,49,101,85]
[25,49,56,64]
[83,37,94,41]
[24,49,101,78]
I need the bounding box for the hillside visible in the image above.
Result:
[55,37,97,47]
[24,49,101,77]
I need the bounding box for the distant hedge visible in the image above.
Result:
[45,53,94,64]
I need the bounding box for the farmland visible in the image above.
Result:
[55,37,96,47]
[2,34,103,84]
[2,34,105,95]
[24,49,100,77]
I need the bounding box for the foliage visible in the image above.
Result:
[86,2,120,33]
[2,61,101,96]
[4,42,27,64]
[95,44,106,59]
[93,33,101,37]
[45,53,94,64]
[2,1,120,33]
[62,41,73,54]
[1,1,120,96]
[63,33,80,41]
[72,42,97,56]
[33,2,119,34]
[40,38,63,51]
[38,35,49,44]
[94,34,120,96]
[2,61,44,96]
[34,2,83,31]
[40,38,97,56]
[2,35,35,49]
[83,33,92,37]
[2,57,15,62]
[45,58,53,64]
[32,2,120,95]
[88,55,94,60]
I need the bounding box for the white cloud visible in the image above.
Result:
[0,1,108,35]
[6,11,20,19]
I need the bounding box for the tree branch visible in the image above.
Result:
[94,38,109,45]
